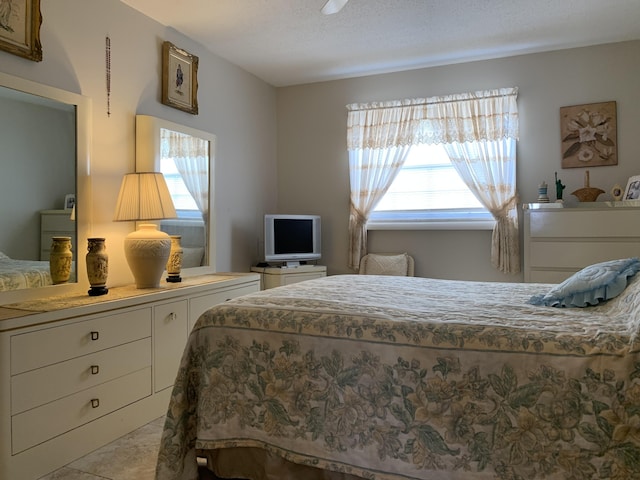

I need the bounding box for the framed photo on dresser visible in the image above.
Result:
[623,175,640,200]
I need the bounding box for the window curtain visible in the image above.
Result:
[346,87,519,273]
[346,101,427,270]
[161,129,209,219]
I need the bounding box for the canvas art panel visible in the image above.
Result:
[0,0,42,61]
[560,101,617,168]
[162,41,199,115]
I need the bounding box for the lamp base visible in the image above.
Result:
[166,274,182,283]
[124,223,171,288]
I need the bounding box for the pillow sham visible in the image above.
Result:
[528,257,640,308]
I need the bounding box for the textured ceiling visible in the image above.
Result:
[120,0,640,87]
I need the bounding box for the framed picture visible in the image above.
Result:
[560,101,617,168]
[623,176,640,201]
[162,41,199,115]
[64,193,75,211]
[0,0,42,62]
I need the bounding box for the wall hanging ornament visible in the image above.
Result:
[560,101,617,168]
[105,35,111,117]
[86,237,109,296]
[49,236,73,284]
[166,235,183,283]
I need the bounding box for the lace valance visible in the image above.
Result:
[347,87,519,149]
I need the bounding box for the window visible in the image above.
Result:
[368,143,493,228]
[160,157,200,218]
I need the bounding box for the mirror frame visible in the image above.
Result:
[135,114,216,276]
[0,72,92,305]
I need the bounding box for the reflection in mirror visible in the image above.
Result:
[135,115,215,274]
[0,72,91,304]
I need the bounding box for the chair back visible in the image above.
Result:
[358,253,415,276]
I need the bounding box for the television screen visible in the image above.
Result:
[273,218,313,254]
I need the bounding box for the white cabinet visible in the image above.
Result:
[0,272,259,480]
[523,203,640,283]
[40,209,76,260]
[251,265,327,290]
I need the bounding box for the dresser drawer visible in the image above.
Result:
[11,307,152,375]
[11,338,152,415]
[154,300,189,392]
[41,212,75,231]
[11,367,151,454]
[188,283,258,329]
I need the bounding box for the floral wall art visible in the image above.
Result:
[560,101,617,168]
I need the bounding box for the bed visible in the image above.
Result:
[0,252,52,291]
[156,268,640,480]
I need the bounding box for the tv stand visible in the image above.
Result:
[251,265,326,290]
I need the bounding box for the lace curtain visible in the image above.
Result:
[161,129,209,219]
[347,87,520,273]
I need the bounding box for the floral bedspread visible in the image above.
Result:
[0,254,51,291]
[156,274,640,480]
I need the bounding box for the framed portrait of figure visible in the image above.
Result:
[0,0,42,61]
[161,41,199,115]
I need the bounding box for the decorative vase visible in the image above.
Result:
[86,237,109,296]
[166,235,184,283]
[124,223,171,288]
[49,236,73,284]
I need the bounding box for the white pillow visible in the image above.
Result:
[528,258,640,308]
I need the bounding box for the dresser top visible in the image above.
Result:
[0,272,259,331]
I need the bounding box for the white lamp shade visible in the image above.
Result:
[113,172,177,222]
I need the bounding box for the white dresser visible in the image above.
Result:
[251,265,327,289]
[0,273,259,480]
[523,203,640,283]
[40,209,76,261]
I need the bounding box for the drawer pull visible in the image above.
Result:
[90,365,100,375]
[90,398,100,408]
[169,312,176,321]
[90,331,99,341]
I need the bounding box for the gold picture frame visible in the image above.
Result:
[0,0,42,62]
[560,101,617,168]
[162,41,199,115]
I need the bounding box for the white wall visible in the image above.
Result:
[0,0,278,286]
[276,41,640,281]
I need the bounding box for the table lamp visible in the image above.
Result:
[113,172,177,288]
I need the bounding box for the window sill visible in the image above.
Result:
[367,220,495,231]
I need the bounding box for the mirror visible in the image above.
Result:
[0,72,91,304]
[135,115,215,274]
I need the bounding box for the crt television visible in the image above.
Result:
[264,214,321,266]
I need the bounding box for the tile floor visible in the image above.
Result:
[37,416,166,480]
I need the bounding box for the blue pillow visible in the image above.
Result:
[528,258,640,308]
